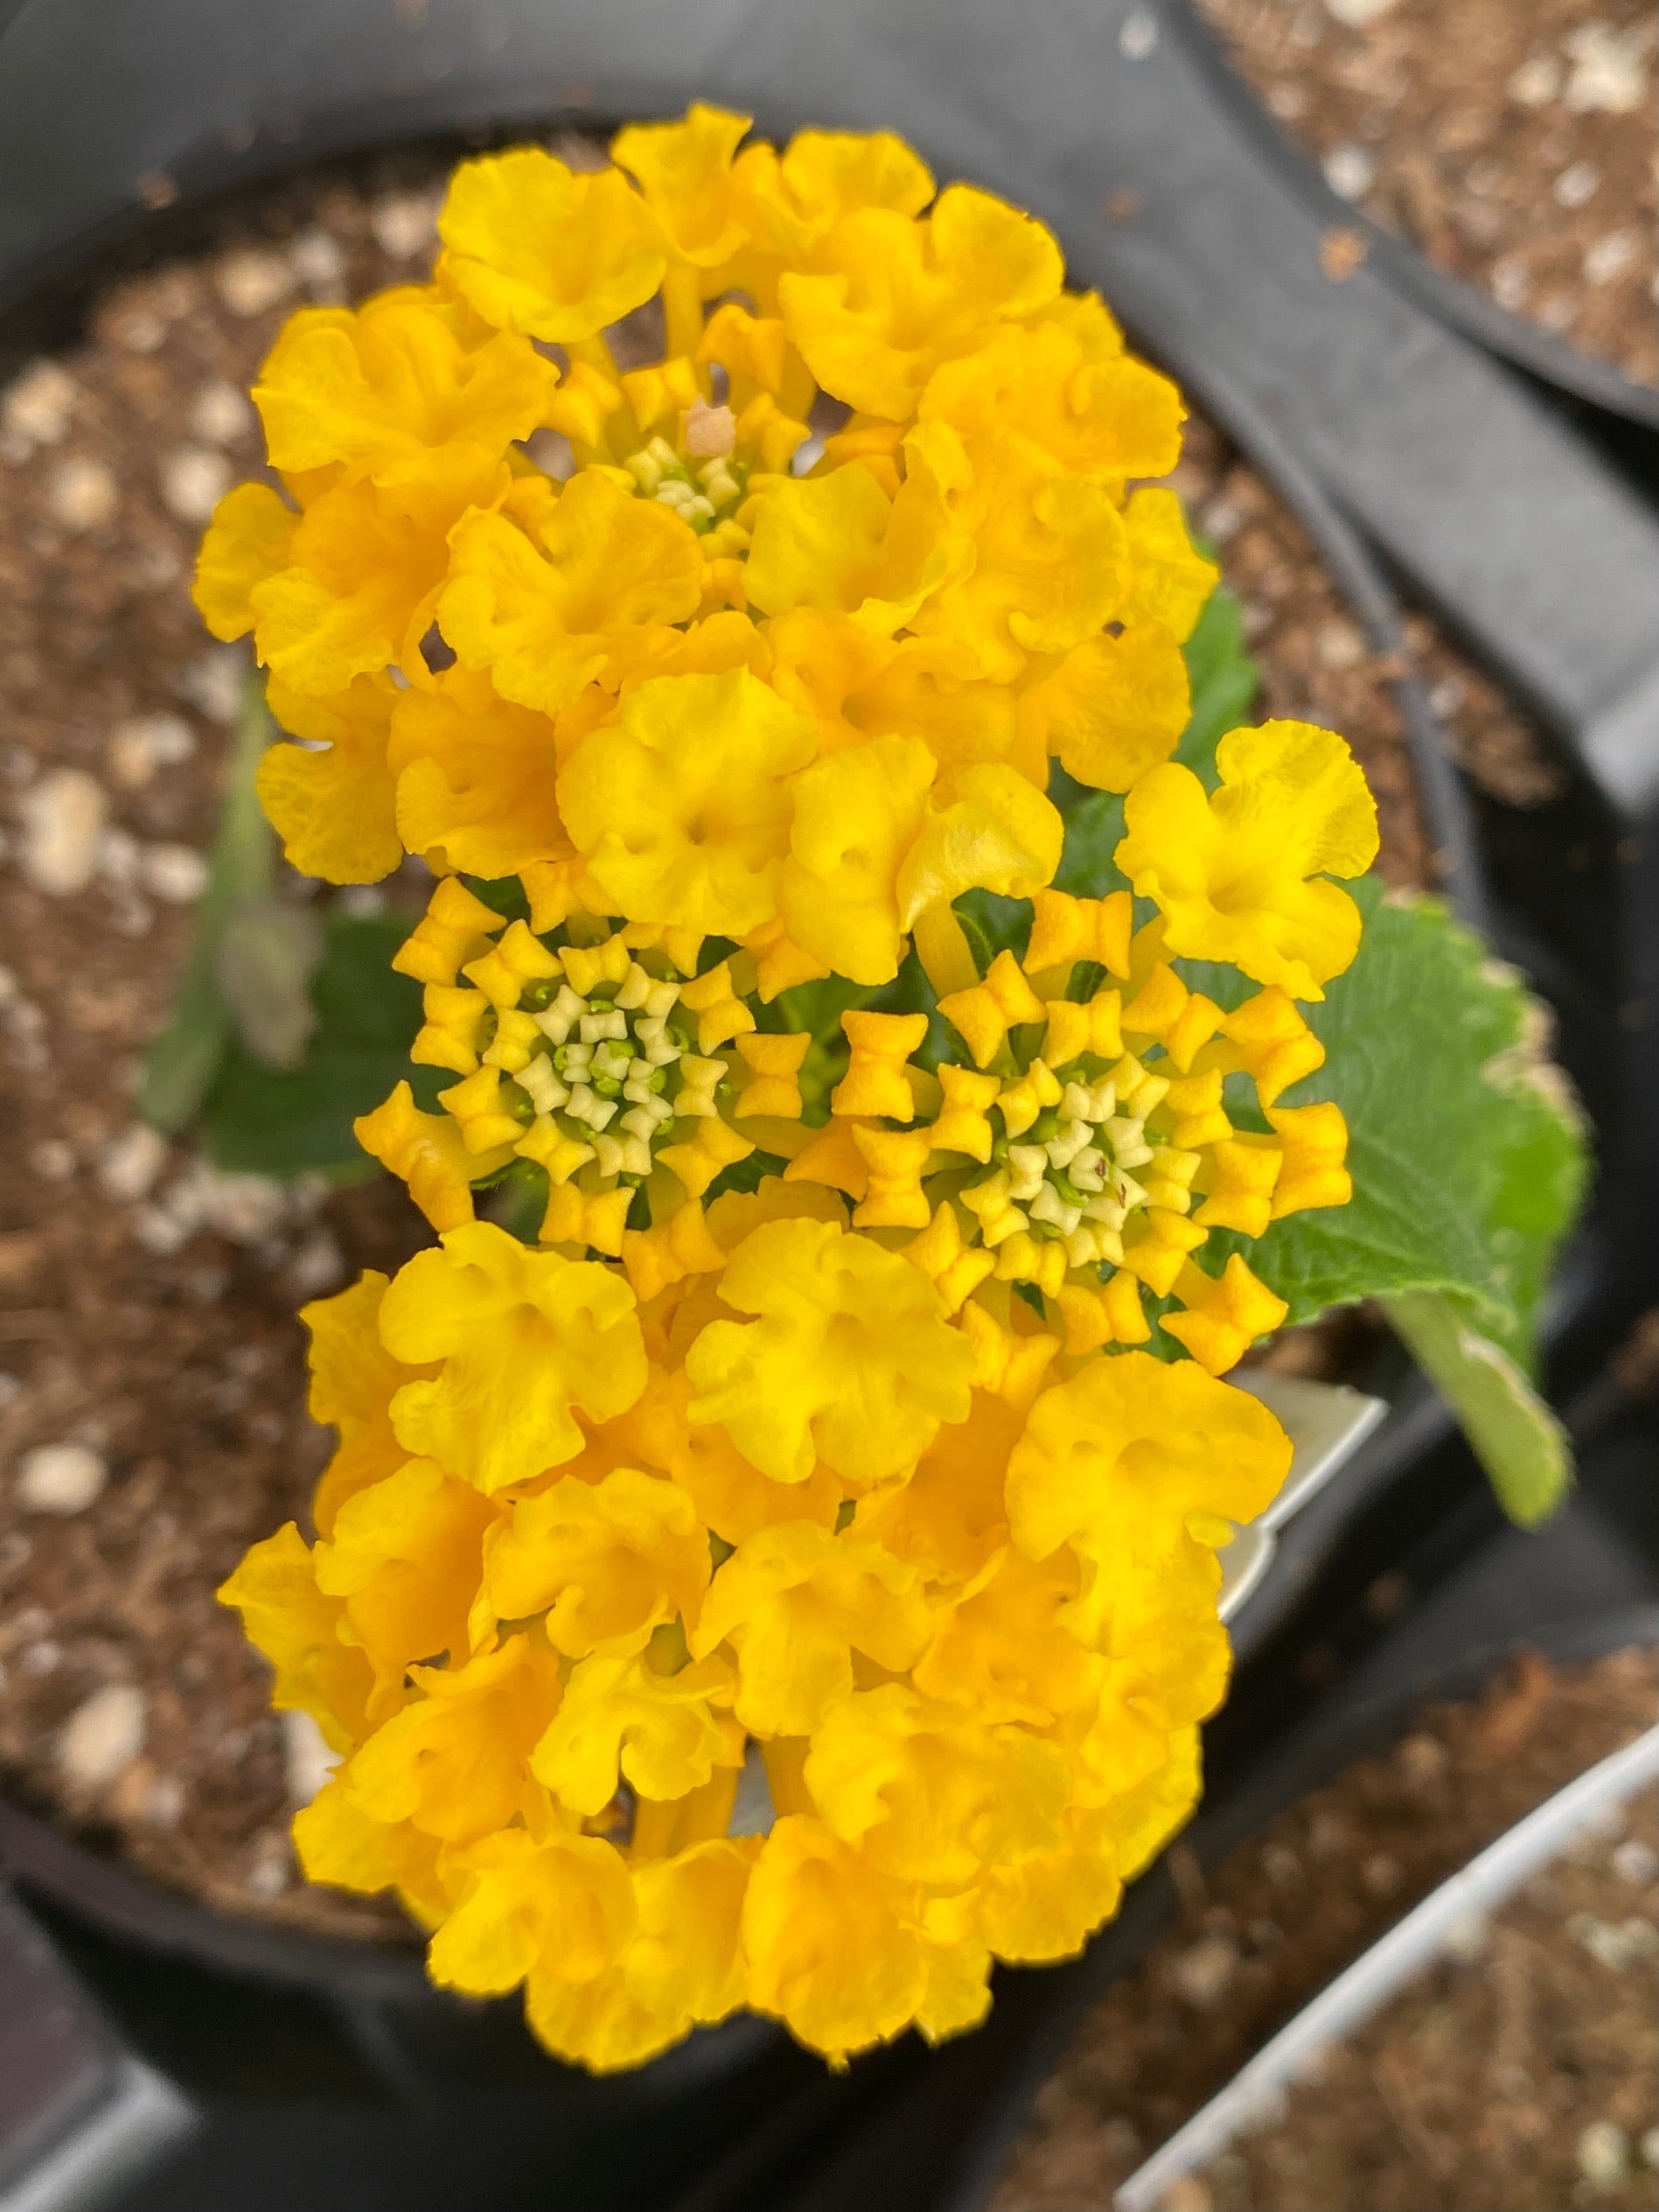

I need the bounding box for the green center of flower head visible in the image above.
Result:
[621,399,751,551]
[505,956,722,1186]
[976,1058,1182,1272]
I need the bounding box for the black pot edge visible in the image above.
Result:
[934,1597,1659,2212]
[1163,0,1659,436]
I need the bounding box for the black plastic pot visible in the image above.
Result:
[1163,0,1659,436]
[0,4,1651,2204]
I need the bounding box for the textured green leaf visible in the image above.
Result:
[201,914,436,1179]
[1202,880,1589,1370]
[1384,1288,1572,1526]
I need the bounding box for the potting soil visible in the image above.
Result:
[1195,0,1658,391]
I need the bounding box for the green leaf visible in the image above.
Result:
[200,913,435,1180]
[1175,576,1258,781]
[216,897,325,1069]
[1053,579,1258,897]
[137,672,278,1133]
[1203,880,1589,1371]
[1383,1288,1572,1527]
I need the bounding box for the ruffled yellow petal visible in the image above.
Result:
[441,471,702,718]
[258,672,402,883]
[561,667,815,937]
[377,1222,647,1494]
[254,288,556,478]
[483,1464,710,1656]
[438,148,666,343]
[192,481,296,641]
[685,1216,972,1486]
[691,1522,931,1734]
[1116,721,1378,999]
[778,185,1063,419]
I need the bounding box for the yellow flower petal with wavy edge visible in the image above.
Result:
[1006,1352,1291,1570]
[842,634,1034,793]
[313,1457,501,1686]
[292,1779,450,1925]
[560,667,816,938]
[526,1839,753,2071]
[1108,1726,1203,1881]
[437,148,666,344]
[805,1685,1072,1887]
[257,672,402,883]
[690,1522,931,1735]
[744,1815,927,2062]
[1115,486,1220,644]
[612,105,755,269]
[192,481,296,641]
[215,1523,374,1751]
[531,1650,742,1817]
[251,446,508,696]
[895,763,1063,931]
[918,320,1184,485]
[484,1465,710,1657]
[340,1635,563,1844]
[378,1222,647,1495]
[1116,720,1379,1000]
[428,1826,638,1996]
[779,185,1063,419]
[302,1270,435,1537]
[906,430,1126,681]
[1016,623,1189,792]
[743,464,958,636]
[912,1550,1101,1726]
[254,288,557,478]
[961,1804,1125,1964]
[732,129,935,271]
[855,1387,1023,1589]
[686,1216,972,1486]
[441,471,702,718]
[387,667,572,878]
[778,732,936,987]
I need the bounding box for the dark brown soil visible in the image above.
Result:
[991,1643,1659,2209]
[1195,0,1659,390]
[1193,1781,1659,2212]
[0,136,1538,1933]
[0,156,452,1936]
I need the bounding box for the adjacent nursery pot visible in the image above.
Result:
[1118,1693,1659,2211]
[0,3,1633,2199]
[1163,0,1659,433]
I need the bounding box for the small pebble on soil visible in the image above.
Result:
[16,1442,108,1515]
[58,1683,146,1791]
[19,769,107,895]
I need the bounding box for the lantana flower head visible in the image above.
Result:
[206,108,1387,2080]
[192,102,1210,987]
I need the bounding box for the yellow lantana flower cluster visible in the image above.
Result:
[206,108,1384,2075]
[192,103,1215,985]
[222,1204,1290,2069]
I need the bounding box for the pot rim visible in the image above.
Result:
[1163,0,1659,436]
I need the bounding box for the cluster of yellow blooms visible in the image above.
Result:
[208,108,1380,2072]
